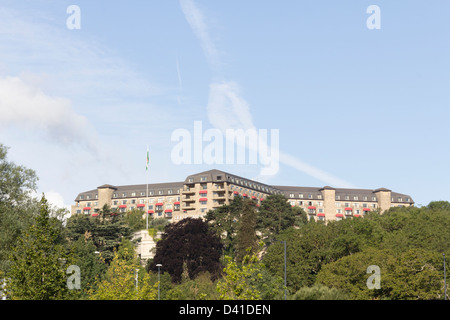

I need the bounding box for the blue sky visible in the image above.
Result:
[1,0,449,210]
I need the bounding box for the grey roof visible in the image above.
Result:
[74,169,414,204]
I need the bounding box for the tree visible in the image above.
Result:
[290,284,350,300]
[68,236,107,299]
[0,144,39,274]
[235,199,259,262]
[89,246,158,300]
[165,272,220,300]
[123,208,147,232]
[65,204,133,264]
[6,195,68,300]
[216,249,263,300]
[205,196,243,256]
[149,218,223,283]
[257,194,297,241]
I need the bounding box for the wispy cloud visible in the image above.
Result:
[179,0,222,72]
[0,5,162,101]
[180,0,355,188]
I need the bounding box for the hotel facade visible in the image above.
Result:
[71,169,414,222]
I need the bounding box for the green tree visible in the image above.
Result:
[165,272,220,300]
[66,204,133,264]
[0,144,39,274]
[68,236,107,299]
[235,199,259,262]
[216,248,263,300]
[257,194,297,241]
[205,196,244,256]
[290,284,350,300]
[6,195,68,300]
[123,208,147,232]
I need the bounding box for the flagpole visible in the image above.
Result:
[146,146,149,230]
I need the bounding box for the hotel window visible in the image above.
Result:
[159,190,163,195]
[113,201,118,205]
[200,176,207,182]
[406,197,410,202]
[140,199,145,204]
[168,189,173,194]
[166,204,173,209]
[318,208,324,213]
[140,191,145,196]
[299,194,303,198]
[308,194,313,199]
[336,209,342,214]
[94,202,98,206]
[354,203,359,208]
[113,193,117,198]
[299,201,303,205]
[345,196,349,200]
[201,184,207,190]
[372,196,376,201]
[158,198,164,203]
[336,202,341,207]
[345,203,350,207]
[200,199,207,205]
[308,201,313,206]
[149,191,154,196]
[148,205,153,210]
[76,210,81,214]
[363,203,368,208]
[336,195,340,200]
[318,215,325,221]
[131,199,136,204]
[353,196,358,200]
[79,195,84,200]
[86,195,90,200]
[290,201,296,206]
[317,201,323,206]
[95,194,98,199]
[398,197,402,202]
[289,193,294,198]
[363,196,368,201]
[122,200,127,205]
[318,195,322,199]
[131,192,136,197]
[122,192,127,197]
[372,204,377,208]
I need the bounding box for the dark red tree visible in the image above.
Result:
[149,218,223,283]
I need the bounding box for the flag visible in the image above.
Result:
[146,147,149,171]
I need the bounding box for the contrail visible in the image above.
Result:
[179,0,355,188]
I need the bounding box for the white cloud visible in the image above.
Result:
[0,75,99,153]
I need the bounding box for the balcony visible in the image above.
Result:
[182,204,195,210]
[182,198,196,203]
[182,188,196,195]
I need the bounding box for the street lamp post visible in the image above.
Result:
[274,239,287,300]
[283,240,287,300]
[444,254,447,301]
[156,264,162,300]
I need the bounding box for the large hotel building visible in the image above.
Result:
[71,169,414,222]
